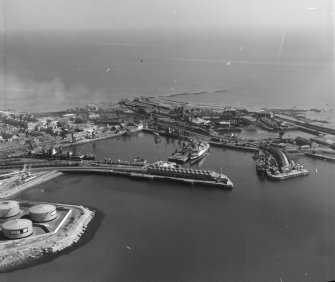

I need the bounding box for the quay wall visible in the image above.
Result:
[304,152,335,163]
[209,141,259,152]
[266,169,309,181]
[0,171,63,198]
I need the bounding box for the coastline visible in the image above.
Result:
[0,171,63,199]
[1,207,104,273]
[0,172,95,272]
[0,203,95,272]
[0,129,127,158]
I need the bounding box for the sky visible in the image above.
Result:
[0,0,333,31]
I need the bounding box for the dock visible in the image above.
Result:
[304,152,335,163]
[254,146,309,181]
[129,172,233,189]
[266,169,309,181]
[209,141,259,152]
[58,166,233,189]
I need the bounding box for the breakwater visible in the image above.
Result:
[304,152,335,163]
[58,166,233,189]
[266,169,309,181]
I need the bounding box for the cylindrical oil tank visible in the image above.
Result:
[29,204,57,222]
[0,201,20,218]
[2,219,33,239]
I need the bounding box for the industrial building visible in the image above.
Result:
[2,219,33,239]
[29,204,57,222]
[0,201,20,219]
[262,146,291,173]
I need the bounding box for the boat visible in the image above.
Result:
[190,152,208,165]
[154,132,161,142]
[126,121,144,135]
[189,142,210,162]
[146,164,233,189]
[151,160,180,169]
[168,148,191,163]
[100,157,148,167]
[28,148,95,161]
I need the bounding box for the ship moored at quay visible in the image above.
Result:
[189,142,210,163]
[140,161,233,189]
[27,147,95,161]
[168,148,190,163]
[168,140,210,164]
[2,158,234,189]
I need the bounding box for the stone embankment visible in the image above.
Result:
[0,170,95,272]
[0,204,94,272]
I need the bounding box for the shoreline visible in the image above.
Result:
[0,130,127,157]
[0,203,95,272]
[0,172,96,272]
[1,207,104,273]
[0,171,63,199]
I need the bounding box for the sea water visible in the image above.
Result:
[1,133,335,281]
[1,29,333,112]
[1,28,335,281]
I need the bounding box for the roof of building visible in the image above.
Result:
[30,204,56,214]
[62,113,76,117]
[2,219,32,230]
[0,201,18,209]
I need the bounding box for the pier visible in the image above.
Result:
[209,141,259,152]
[0,161,233,190]
[304,152,335,163]
[265,168,309,181]
[57,166,233,189]
[253,146,309,181]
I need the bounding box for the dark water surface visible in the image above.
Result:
[1,133,335,281]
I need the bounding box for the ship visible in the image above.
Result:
[28,147,95,161]
[151,160,180,168]
[168,147,191,163]
[146,163,233,189]
[100,156,148,167]
[189,142,210,163]
[154,132,161,142]
[125,121,144,135]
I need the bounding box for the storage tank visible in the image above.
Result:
[2,219,33,239]
[0,201,20,218]
[29,204,57,222]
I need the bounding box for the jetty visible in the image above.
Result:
[304,152,335,163]
[266,168,309,180]
[209,141,259,152]
[253,146,309,181]
[0,158,233,190]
